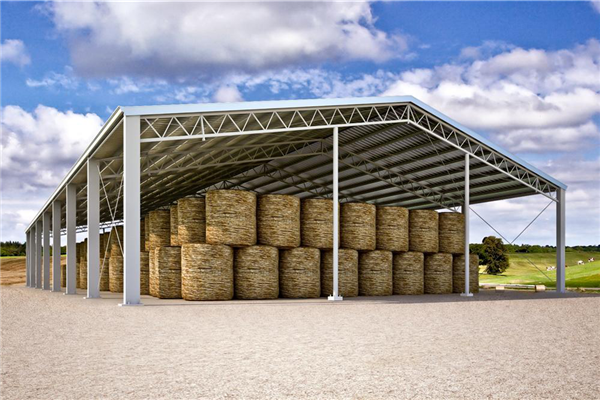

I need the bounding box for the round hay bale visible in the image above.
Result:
[150,246,182,299]
[424,253,453,294]
[144,217,150,252]
[177,197,206,244]
[79,239,87,289]
[301,199,333,249]
[206,190,256,247]
[257,195,300,249]
[321,249,359,297]
[181,244,233,301]
[439,212,465,254]
[376,206,409,251]
[359,250,393,296]
[140,251,150,295]
[452,254,479,294]
[99,233,110,291]
[109,255,123,293]
[148,210,171,250]
[170,204,179,246]
[234,245,278,300]
[110,226,124,256]
[340,203,376,250]
[409,210,439,253]
[393,252,424,295]
[279,247,320,298]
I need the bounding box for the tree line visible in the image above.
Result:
[1,241,66,257]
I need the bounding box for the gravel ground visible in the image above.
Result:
[1,286,599,399]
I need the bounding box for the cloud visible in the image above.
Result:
[0,39,31,66]
[26,67,80,89]
[45,1,408,78]
[213,86,243,103]
[591,0,600,13]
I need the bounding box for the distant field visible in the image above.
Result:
[0,256,66,285]
[479,251,600,288]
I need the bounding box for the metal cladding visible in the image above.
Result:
[409,210,439,253]
[439,212,466,254]
[452,254,479,294]
[177,197,206,245]
[321,249,359,298]
[359,250,393,296]
[279,247,321,298]
[393,251,424,295]
[150,246,182,299]
[424,253,453,294]
[206,190,256,247]
[301,199,333,249]
[340,203,376,251]
[257,195,301,249]
[234,245,278,300]
[148,210,171,251]
[181,244,233,301]
[376,206,409,252]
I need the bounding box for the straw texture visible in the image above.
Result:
[150,246,182,299]
[206,190,256,246]
[61,264,66,287]
[301,199,333,249]
[439,212,466,254]
[144,217,150,252]
[99,233,110,291]
[177,197,206,244]
[393,252,424,295]
[340,203,376,250]
[321,249,359,297]
[148,210,171,250]
[424,253,453,294]
[409,210,439,253]
[376,206,409,252]
[170,205,180,246]
[452,254,479,294]
[140,219,146,252]
[140,251,150,295]
[181,244,233,301]
[109,255,123,293]
[359,250,393,296]
[79,239,87,290]
[75,242,81,289]
[110,226,124,256]
[234,245,278,300]
[257,195,300,249]
[279,247,321,298]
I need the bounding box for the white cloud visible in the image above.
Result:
[46,1,408,77]
[591,0,600,13]
[26,67,79,89]
[213,86,243,103]
[0,39,31,66]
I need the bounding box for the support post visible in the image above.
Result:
[43,212,51,290]
[25,230,30,287]
[52,200,62,292]
[328,126,342,301]
[122,115,142,306]
[86,158,100,299]
[32,228,37,287]
[65,184,77,295]
[461,153,473,297]
[36,220,42,288]
[556,188,566,293]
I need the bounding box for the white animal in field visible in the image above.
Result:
[589,258,595,263]
[546,266,556,271]
[578,260,584,265]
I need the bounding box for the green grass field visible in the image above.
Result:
[479,251,600,288]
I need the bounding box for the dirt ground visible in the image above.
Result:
[1,285,599,400]
[0,256,65,286]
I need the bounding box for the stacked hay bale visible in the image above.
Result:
[99,232,110,291]
[61,263,66,288]
[359,250,393,296]
[340,203,376,250]
[177,197,206,244]
[280,247,320,298]
[424,253,453,294]
[144,217,150,252]
[257,195,300,248]
[206,190,256,246]
[439,212,465,254]
[453,254,479,294]
[79,239,87,290]
[234,245,278,300]
[140,251,150,295]
[393,252,424,295]
[409,210,439,253]
[140,219,146,252]
[301,199,333,249]
[148,210,170,250]
[170,204,179,246]
[75,242,81,289]
[150,246,182,299]
[180,244,234,300]
[321,249,359,297]
[376,206,409,251]
[109,226,124,293]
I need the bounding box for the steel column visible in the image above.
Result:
[52,201,62,292]
[461,153,473,297]
[122,115,142,306]
[66,184,77,295]
[556,188,566,293]
[25,231,30,287]
[328,126,342,301]
[86,158,100,299]
[36,220,42,288]
[43,212,51,290]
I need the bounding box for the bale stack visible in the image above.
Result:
[424,253,453,294]
[439,212,465,254]
[61,263,66,288]
[75,242,81,289]
[181,244,233,301]
[148,210,170,251]
[376,206,409,251]
[340,203,376,250]
[301,199,333,249]
[206,190,256,246]
[279,247,320,298]
[110,226,123,256]
[257,195,300,248]
[393,252,424,295]
[79,239,87,290]
[359,250,393,296]
[234,245,278,300]
[99,232,110,291]
[409,210,439,253]
[144,217,150,252]
[452,254,479,294]
[321,249,359,297]
[170,204,179,246]
[109,254,124,293]
[150,246,182,299]
[140,219,146,252]
[177,197,206,244]
[140,251,150,295]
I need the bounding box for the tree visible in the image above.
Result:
[481,236,509,275]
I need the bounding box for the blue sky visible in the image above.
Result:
[1,1,599,245]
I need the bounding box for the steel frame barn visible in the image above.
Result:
[23,96,567,305]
